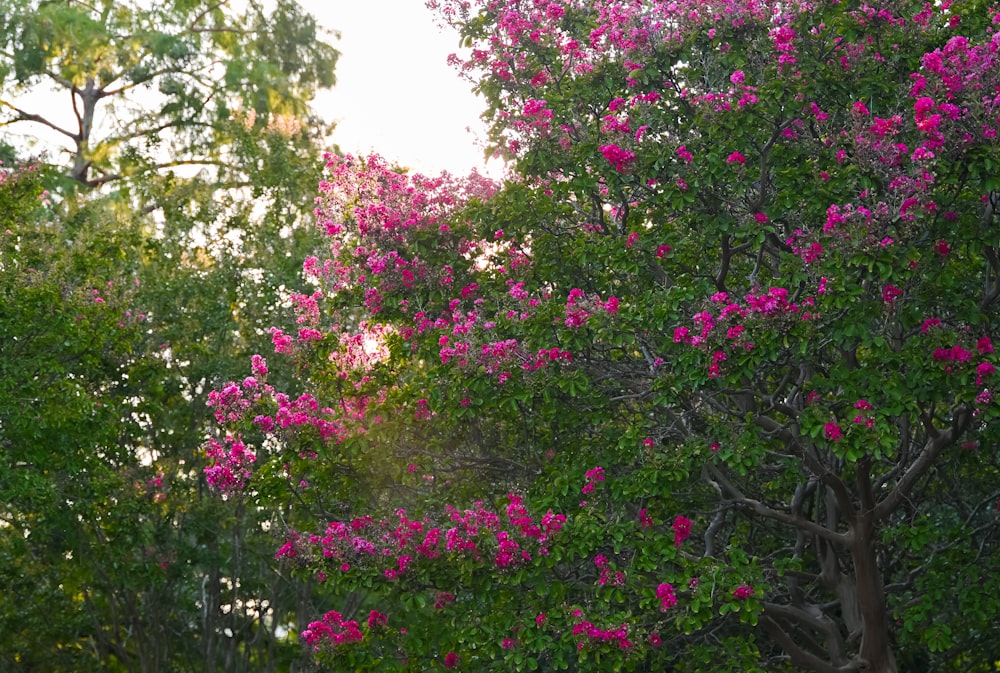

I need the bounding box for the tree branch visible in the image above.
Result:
[874,406,972,521]
[706,465,849,544]
[760,614,861,673]
[0,101,79,141]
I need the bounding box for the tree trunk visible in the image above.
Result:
[850,512,897,673]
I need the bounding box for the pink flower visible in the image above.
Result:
[935,239,951,256]
[656,582,678,611]
[536,613,546,626]
[921,318,942,333]
[639,508,654,528]
[676,145,693,163]
[656,244,671,258]
[672,515,692,547]
[882,285,902,306]
[444,652,459,668]
[367,610,387,629]
[824,422,843,442]
[733,585,755,600]
[600,144,636,171]
[977,361,996,384]
[726,151,746,164]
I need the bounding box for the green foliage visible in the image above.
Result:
[0,0,339,196]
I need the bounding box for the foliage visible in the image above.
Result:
[0,0,338,195]
[215,2,1000,673]
[0,101,329,673]
[0,3,344,672]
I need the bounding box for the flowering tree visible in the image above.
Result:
[206,2,1000,672]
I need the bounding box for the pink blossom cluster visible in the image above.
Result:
[656,582,678,611]
[300,610,364,651]
[310,153,497,310]
[600,144,636,171]
[203,434,257,494]
[672,515,692,547]
[673,287,823,379]
[581,466,605,495]
[594,554,626,587]
[278,497,567,577]
[571,609,632,650]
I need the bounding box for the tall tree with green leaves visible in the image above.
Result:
[0,2,342,671]
[0,0,337,193]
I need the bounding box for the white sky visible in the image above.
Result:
[3,1,494,178]
[301,0,498,177]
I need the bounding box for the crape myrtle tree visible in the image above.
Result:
[205,1,1000,672]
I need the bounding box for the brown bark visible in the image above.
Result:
[849,511,897,673]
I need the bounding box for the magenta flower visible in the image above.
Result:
[672,515,692,547]
[921,318,942,333]
[656,582,678,611]
[600,144,636,171]
[882,285,902,306]
[733,585,755,600]
[638,508,654,528]
[444,652,459,669]
[824,422,843,442]
[727,151,746,164]
[367,610,387,629]
[976,361,996,383]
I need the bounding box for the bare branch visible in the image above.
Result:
[0,101,79,141]
[761,614,861,673]
[706,465,849,545]
[874,406,972,521]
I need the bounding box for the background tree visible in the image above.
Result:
[205,1,1000,672]
[0,0,337,193]
[1,1,342,670]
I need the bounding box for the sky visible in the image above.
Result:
[301,0,498,177]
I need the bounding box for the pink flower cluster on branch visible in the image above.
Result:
[277,496,567,577]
